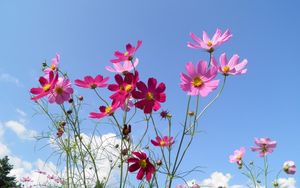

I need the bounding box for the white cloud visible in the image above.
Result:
[16,108,27,117]
[0,73,22,86]
[201,171,232,187]
[277,178,297,188]
[4,120,37,140]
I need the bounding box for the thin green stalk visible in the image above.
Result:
[169,96,191,187]
[264,155,268,188]
[243,162,257,188]
[173,96,199,174]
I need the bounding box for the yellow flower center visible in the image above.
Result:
[105,106,112,114]
[43,84,51,92]
[236,154,242,161]
[121,84,132,92]
[51,65,56,71]
[55,87,64,94]
[223,66,230,73]
[146,92,154,100]
[160,140,166,146]
[124,51,129,56]
[207,40,213,47]
[139,159,147,169]
[192,77,203,87]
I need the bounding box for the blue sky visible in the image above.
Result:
[0,0,299,186]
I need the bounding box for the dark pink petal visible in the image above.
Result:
[136,169,145,180]
[151,140,160,146]
[148,78,157,90]
[128,157,139,163]
[155,83,166,93]
[75,80,89,88]
[136,81,148,93]
[39,76,48,86]
[128,162,140,172]
[84,76,94,83]
[30,88,43,94]
[132,91,145,99]
[114,74,123,85]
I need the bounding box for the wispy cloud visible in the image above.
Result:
[4,120,37,140]
[16,108,27,117]
[0,73,22,86]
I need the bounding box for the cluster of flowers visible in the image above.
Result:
[19,170,64,187]
[30,28,248,187]
[229,138,296,187]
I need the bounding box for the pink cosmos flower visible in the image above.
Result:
[75,75,109,89]
[180,61,219,97]
[151,136,175,147]
[20,176,33,182]
[48,77,74,104]
[106,58,139,74]
[132,78,166,114]
[111,40,142,63]
[44,53,60,74]
[283,161,296,175]
[89,103,119,119]
[128,151,155,181]
[108,71,139,107]
[229,147,246,164]
[35,169,47,175]
[251,138,277,157]
[212,53,248,76]
[30,71,58,101]
[187,28,232,52]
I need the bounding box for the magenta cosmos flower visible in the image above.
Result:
[212,53,248,76]
[128,151,155,181]
[111,40,142,63]
[108,71,139,107]
[44,53,60,74]
[132,78,166,114]
[251,138,277,157]
[48,77,74,104]
[89,103,119,119]
[151,136,175,147]
[106,58,139,74]
[229,147,246,164]
[75,75,109,89]
[283,161,296,175]
[180,61,219,97]
[187,28,232,52]
[30,71,58,101]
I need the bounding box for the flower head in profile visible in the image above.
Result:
[251,138,277,157]
[108,71,139,107]
[44,53,60,74]
[180,61,219,97]
[132,78,166,114]
[151,136,175,147]
[229,147,246,165]
[48,77,74,104]
[128,151,155,181]
[111,40,142,63]
[75,75,109,89]
[283,161,296,175]
[212,53,248,76]
[89,103,119,119]
[106,58,139,74]
[20,176,33,183]
[187,28,232,52]
[30,71,58,101]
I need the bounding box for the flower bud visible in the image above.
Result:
[78,96,84,101]
[283,161,296,175]
[68,98,74,103]
[156,160,162,166]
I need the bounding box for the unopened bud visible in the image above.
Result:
[156,160,162,166]
[78,96,84,101]
[188,111,195,116]
[68,98,73,103]
[67,109,72,114]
